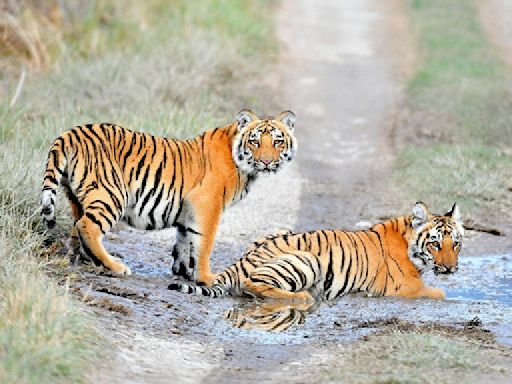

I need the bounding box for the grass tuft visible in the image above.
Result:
[321,331,510,384]
[395,145,512,219]
[0,157,96,384]
[394,0,512,221]
[0,240,96,384]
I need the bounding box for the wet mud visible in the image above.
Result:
[78,233,512,382]
[78,240,512,343]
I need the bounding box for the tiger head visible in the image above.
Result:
[232,109,297,175]
[409,202,464,275]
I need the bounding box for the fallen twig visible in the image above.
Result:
[9,65,26,108]
[378,216,505,236]
[463,219,504,236]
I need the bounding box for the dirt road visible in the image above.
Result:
[277,0,407,229]
[82,1,512,383]
[479,0,512,66]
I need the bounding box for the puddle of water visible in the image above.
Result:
[443,254,512,306]
[102,232,512,346]
[219,254,512,342]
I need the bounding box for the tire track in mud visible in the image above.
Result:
[277,0,405,230]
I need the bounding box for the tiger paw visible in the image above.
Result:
[171,256,195,280]
[66,236,81,252]
[108,259,132,276]
[425,286,446,300]
[197,273,217,287]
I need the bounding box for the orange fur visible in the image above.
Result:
[40,109,297,283]
[169,202,463,301]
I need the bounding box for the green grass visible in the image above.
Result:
[0,239,95,384]
[0,152,97,383]
[0,1,275,382]
[321,331,510,384]
[395,0,512,220]
[0,1,275,71]
[395,145,512,218]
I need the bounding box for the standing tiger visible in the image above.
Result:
[40,109,297,285]
[169,202,463,300]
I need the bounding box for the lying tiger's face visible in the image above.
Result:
[232,109,297,175]
[409,202,464,275]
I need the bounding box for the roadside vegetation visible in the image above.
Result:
[0,0,274,382]
[394,0,512,223]
[368,3,512,383]
[321,329,510,384]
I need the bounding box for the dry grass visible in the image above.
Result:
[0,0,59,69]
[320,331,511,384]
[0,156,97,383]
[0,1,275,382]
[395,145,512,220]
[393,0,512,222]
[0,237,96,384]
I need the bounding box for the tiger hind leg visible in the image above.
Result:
[76,216,130,275]
[243,251,321,303]
[244,280,314,302]
[75,195,130,275]
[63,183,83,261]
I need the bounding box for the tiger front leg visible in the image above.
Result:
[392,278,446,300]
[419,285,446,300]
[171,226,196,279]
[175,192,223,286]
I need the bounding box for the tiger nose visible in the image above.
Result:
[261,159,272,165]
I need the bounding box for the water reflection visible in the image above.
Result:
[224,301,320,332]
[223,254,512,332]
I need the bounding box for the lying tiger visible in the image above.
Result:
[40,109,297,285]
[169,202,463,300]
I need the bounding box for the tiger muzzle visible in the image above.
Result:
[434,264,458,275]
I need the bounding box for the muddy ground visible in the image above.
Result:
[55,0,512,382]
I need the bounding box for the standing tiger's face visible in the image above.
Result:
[232,109,297,175]
[409,202,464,275]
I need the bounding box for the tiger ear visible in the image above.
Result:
[447,203,463,235]
[446,203,461,222]
[412,201,430,230]
[275,110,296,131]
[444,203,460,221]
[236,108,258,131]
